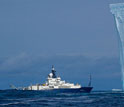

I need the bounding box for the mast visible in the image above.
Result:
[51,65,57,78]
[88,74,92,87]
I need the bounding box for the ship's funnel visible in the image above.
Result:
[110,3,124,90]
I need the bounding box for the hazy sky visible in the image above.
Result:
[0,0,123,90]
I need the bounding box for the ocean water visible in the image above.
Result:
[0,90,124,107]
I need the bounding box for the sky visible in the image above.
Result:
[0,0,123,90]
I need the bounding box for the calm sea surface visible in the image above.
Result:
[0,90,124,107]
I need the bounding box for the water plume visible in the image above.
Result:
[110,2,124,89]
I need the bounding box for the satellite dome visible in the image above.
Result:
[49,73,53,78]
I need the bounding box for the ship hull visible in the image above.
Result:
[11,87,93,93]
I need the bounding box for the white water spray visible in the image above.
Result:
[110,3,124,90]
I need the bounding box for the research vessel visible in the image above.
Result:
[11,66,93,93]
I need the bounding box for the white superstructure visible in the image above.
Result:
[23,66,81,90]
